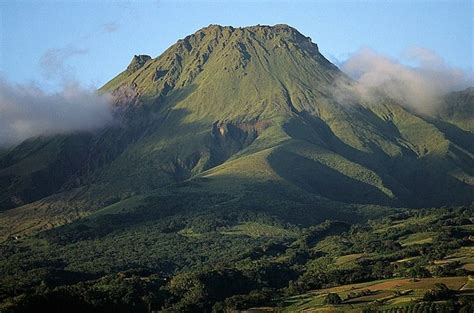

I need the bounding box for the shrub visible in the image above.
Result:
[324,293,342,305]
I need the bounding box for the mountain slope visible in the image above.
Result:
[0,24,473,240]
[94,24,474,207]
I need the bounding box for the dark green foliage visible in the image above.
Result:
[1,207,472,312]
[223,289,274,310]
[432,261,468,277]
[423,283,453,301]
[1,272,166,313]
[324,292,342,305]
[407,263,432,278]
[300,220,351,247]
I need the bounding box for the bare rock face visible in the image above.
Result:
[126,55,152,73]
[111,84,140,108]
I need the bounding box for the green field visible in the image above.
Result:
[278,276,470,312]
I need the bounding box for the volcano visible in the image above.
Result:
[1,24,473,239]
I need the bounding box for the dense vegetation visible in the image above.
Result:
[1,206,472,312]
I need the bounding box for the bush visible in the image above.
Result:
[324,293,342,305]
[423,283,453,301]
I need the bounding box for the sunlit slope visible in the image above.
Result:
[438,87,474,132]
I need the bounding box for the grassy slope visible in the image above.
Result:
[88,24,474,212]
[0,24,473,243]
[86,24,474,210]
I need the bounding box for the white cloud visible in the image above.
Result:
[340,47,473,114]
[0,78,114,147]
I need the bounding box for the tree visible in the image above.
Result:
[423,283,452,301]
[324,293,342,305]
[408,264,431,278]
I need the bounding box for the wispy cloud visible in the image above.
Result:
[39,46,88,82]
[339,47,473,114]
[101,21,120,33]
[0,78,114,147]
[0,17,128,147]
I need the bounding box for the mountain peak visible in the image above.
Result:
[126,54,152,73]
[191,24,318,51]
[102,24,339,115]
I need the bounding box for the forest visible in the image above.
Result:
[1,206,472,312]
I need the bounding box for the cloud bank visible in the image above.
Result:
[0,18,127,148]
[0,40,116,147]
[340,47,473,114]
[0,78,114,147]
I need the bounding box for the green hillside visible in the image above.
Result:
[0,25,472,242]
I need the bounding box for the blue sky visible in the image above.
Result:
[1,0,472,91]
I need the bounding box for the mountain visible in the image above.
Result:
[0,24,473,241]
[1,24,473,313]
